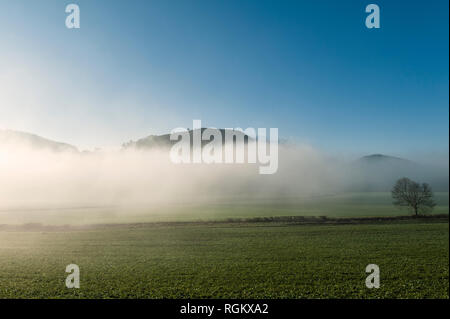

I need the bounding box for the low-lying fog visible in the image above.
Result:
[0,138,448,225]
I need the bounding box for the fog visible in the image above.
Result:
[0,142,341,222]
[0,140,447,225]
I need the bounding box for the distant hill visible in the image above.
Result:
[122,128,252,150]
[354,154,417,174]
[358,154,412,164]
[349,154,448,191]
[0,130,78,153]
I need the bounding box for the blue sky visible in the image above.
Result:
[0,0,448,158]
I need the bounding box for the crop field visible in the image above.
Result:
[0,217,448,299]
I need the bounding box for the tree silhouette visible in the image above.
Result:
[391,177,436,216]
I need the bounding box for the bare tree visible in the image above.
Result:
[391,177,436,216]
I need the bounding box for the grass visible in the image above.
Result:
[0,217,448,298]
[1,192,448,225]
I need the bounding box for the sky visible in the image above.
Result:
[0,0,448,159]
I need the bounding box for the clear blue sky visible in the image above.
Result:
[0,0,448,158]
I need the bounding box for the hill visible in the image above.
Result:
[0,130,78,153]
[122,128,252,150]
[349,154,448,191]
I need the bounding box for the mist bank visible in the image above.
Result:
[0,143,338,208]
[0,132,448,224]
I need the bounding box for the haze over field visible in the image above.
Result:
[0,130,448,224]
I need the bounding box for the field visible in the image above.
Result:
[1,192,449,225]
[0,218,448,298]
[0,192,448,299]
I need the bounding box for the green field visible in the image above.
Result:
[1,192,448,225]
[0,218,448,298]
[0,192,448,299]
